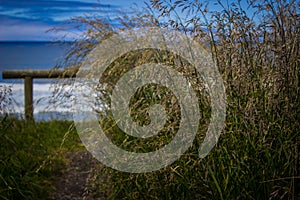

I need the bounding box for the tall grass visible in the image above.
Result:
[82,0,299,199]
[0,119,81,199]
[41,0,300,199]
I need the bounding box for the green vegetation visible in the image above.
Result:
[0,0,299,199]
[97,104,298,199]
[0,118,81,199]
[65,0,298,199]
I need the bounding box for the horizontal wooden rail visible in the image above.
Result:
[2,69,77,79]
[2,69,78,121]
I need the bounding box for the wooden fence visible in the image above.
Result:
[2,69,77,121]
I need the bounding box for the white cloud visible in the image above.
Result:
[0,22,82,41]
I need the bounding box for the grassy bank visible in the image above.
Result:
[96,103,299,199]
[70,0,299,199]
[0,118,81,199]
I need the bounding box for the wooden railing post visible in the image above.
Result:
[24,76,33,121]
[2,69,77,121]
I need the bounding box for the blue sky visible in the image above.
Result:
[0,0,144,41]
[0,0,257,41]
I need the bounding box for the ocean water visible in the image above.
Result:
[0,41,74,120]
[0,41,72,81]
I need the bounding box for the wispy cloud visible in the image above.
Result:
[0,0,122,41]
[0,15,84,40]
[0,0,120,22]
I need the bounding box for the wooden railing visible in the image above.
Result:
[2,69,77,121]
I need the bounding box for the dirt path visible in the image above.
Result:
[51,151,104,200]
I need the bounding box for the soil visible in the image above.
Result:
[51,151,104,200]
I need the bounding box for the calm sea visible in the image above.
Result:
[0,41,72,82]
[0,41,73,120]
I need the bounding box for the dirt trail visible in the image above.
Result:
[51,151,104,200]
